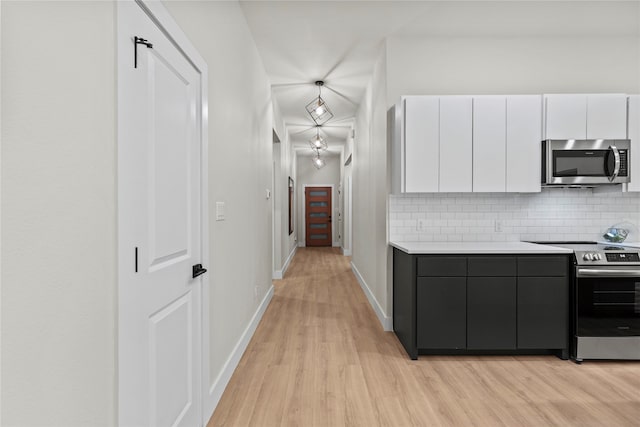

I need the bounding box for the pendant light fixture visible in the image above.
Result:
[306,81,334,125]
[308,126,328,151]
[312,149,326,169]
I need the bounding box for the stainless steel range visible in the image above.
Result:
[534,242,640,362]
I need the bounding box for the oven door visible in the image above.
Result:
[575,267,640,337]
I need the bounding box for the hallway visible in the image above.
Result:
[209,248,640,427]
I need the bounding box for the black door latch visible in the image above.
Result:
[134,36,153,69]
[192,264,207,279]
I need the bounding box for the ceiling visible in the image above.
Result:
[240,0,434,153]
[240,1,640,153]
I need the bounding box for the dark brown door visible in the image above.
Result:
[305,186,332,247]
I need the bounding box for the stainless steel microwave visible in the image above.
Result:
[542,139,631,186]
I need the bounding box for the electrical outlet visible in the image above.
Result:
[417,219,427,231]
[494,220,503,233]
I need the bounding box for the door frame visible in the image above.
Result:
[301,184,335,247]
[117,1,211,425]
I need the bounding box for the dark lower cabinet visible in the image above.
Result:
[467,277,517,349]
[417,277,466,349]
[392,249,570,360]
[518,277,568,349]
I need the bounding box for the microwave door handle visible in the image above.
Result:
[608,145,620,182]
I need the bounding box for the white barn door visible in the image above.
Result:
[118,2,207,426]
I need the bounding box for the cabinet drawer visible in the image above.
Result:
[468,257,516,276]
[417,257,466,277]
[518,256,568,277]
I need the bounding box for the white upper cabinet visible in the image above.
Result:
[628,95,640,192]
[506,95,543,193]
[544,94,587,139]
[544,94,627,140]
[391,93,627,194]
[587,94,628,139]
[404,96,439,193]
[473,96,506,192]
[440,96,473,192]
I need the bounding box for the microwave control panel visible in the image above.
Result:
[619,150,628,177]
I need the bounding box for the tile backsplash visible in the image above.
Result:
[389,189,640,243]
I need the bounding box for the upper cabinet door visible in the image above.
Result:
[404,96,440,193]
[628,95,640,192]
[506,95,542,193]
[544,94,587,139]
[440,96,473,192]
[473,96,506,192]
[586,94,628,139]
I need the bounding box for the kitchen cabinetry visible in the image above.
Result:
[518,277,568,349]
[473,96,506,192]
[392,95,542,194]
[393,249,570,360]
[417,277,466,349]
[544,94,627,139]
[467,257,517,349]
[440,97,473,192]
[628,95,640,192]
[506,96,542,192]
[403,96,439,193]
[473,95,543,193]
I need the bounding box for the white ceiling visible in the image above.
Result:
[240,1,640,152]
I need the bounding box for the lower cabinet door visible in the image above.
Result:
[517,277,568,349]
[467,277,517,349]
[417,277,466,349]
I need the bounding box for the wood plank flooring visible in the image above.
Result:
[209,247,640,426]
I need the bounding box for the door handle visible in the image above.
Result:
[192,264,207,278]
[608,145,620,182]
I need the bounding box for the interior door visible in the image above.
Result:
[305,186,332,246]
[118,3,203,426]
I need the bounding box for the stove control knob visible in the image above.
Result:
[584,253,594,261]
[595,253,602,260]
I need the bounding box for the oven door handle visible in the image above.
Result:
[608,145,620,182]
[577,267,640,278]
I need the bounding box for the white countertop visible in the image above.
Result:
[597,241,640,248]
[389,241,574,254]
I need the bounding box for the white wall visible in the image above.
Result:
[386,35,640,102]
[1,2,117,425]
[162,0,274,415]
[352,45,391,327]
[390,190,640,243]
[272,100,297,276]
[296,152,341,246]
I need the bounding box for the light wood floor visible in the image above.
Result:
[209,247,640,426]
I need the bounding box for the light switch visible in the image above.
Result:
[216,202,225,221]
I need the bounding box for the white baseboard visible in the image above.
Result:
[350,262,392,331]
[203,284,274,422]
[273,246,297,279]
[342,247,352,256]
